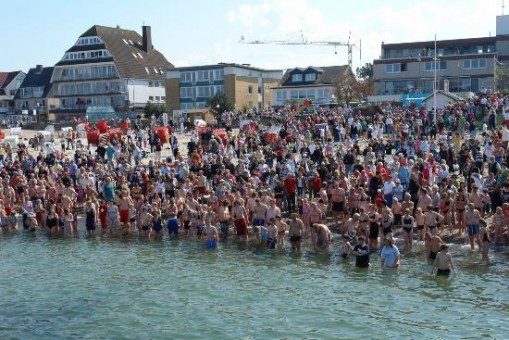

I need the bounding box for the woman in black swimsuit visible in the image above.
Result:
[46,207,59,235]
[401,208,414,251]
[367,204,379,249]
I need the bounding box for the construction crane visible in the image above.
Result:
[239,31,361,70]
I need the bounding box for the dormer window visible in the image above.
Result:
[305,73,316,81]
[292,74,303,82]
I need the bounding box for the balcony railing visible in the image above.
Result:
[55,73,119,82]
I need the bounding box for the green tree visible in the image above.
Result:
[144,103,170,118]
[206,91,234,113]
[356,62,373,80]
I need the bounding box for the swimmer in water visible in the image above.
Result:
[202,212,218,249]
[431,244,456,276]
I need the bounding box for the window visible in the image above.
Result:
[290,90,298,99]
[384,63,407,73]
[463,59,487,69]
[161,96,166,101]
[137,53,143,59]
[424,61,447,71]
[180,87,192,98]
[148,82,153,87]
[145,67,150,74]
[149,96,154,101]
[155,96,160,101]
[305,73,316,81]
[248,85,253,95]
[180,72,191,82]
[197,70,209,81]
[132,53,138,59]
[292,74,303,82]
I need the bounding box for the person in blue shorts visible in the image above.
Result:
[202,213,218,249]
[166,211,179,238]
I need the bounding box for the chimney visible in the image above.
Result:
[142,26,152,53]
[36,64,43,73]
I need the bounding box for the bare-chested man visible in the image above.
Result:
[275,216,288,246]
[289,213,305,251]
[424,205,444,236]
[118,192,134,229]
[138,207,153,238]
[232,200,248,240]
[312,223,331,251]
[266,199,281,223]
[464,203,482,250]
[431,244,456,276]
[202,212,219,249]
[252,199,267,227]
[217,199,231,239]
[330,182,346,220]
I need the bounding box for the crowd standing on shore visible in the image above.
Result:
[2,91,509,276]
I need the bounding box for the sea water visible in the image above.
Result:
[0,230,508,339]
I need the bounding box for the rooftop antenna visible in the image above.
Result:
[503,0,505,15]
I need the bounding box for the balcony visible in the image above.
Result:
[56,89,127,97]
[55,73,119,82]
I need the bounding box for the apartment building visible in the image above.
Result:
[50,25,173,121]
[371,15,509,101]
[166,63,282,111]
[272,65,351,106]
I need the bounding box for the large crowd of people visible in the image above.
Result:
[1,91,509,276]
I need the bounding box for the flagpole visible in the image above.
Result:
[433,34,437,124]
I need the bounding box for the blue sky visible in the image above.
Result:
[1,0,501,73]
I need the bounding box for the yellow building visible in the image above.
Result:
[166,63,282,112]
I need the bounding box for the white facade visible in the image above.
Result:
[0,73,25,113]
[127,79,166,106]
[273,85,334,106]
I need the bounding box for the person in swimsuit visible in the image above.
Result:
[455,187,467,236]
[415,207,426,242]
[61,208,74,235]
[312,223,331,251]
[358,208,370,239]
[165,211,178,238]
[401,208,414,252]
[427,233,444,263]
[431,244,456,276]
[289,213,304,251]
[46,206,59,235]
[492,206,508,244]
[202,213,218,249]
[275,216,288,247]
[150,209,164,239]
[233,200,248,240]
[481,222,492,261]
[138,207,153,238]
[266,218,278,249]
[84,201,97,235]
[367,204,380,250]
[464,203,482,251]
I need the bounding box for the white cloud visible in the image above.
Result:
[226,0,501,70]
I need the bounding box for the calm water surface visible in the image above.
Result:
[1,230,508,339]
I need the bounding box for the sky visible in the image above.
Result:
[0,0,502,73]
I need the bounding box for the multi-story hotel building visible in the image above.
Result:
[371,15,509,101]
